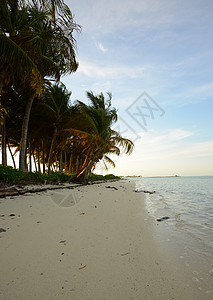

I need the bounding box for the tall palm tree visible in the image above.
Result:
[32,83,75,173]
[0,0,78,93]
[19,2,80,171]
[0,0,81,171]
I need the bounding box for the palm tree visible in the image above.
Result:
[0,0,81,171]
[73,91,134,183]
[19,2,80,172]
[31,83,76,173]
[0,0,43,95]
[0,0,78,94]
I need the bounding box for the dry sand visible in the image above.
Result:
[0,180,210,299]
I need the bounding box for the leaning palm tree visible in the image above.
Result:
[72,91,134,183]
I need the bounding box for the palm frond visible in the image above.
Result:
[0,0,13,34]
[103,155,116,168]
[110,136,134,155]
[0,33,42,92]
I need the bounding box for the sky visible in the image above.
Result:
[60,0,213,176]
[4,0,212,176]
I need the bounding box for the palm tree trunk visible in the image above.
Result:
[42,139,45,174]
[69,151,72,174]
[2,118,7,166]
[74,149,100,184]
[78,151,91,174]
[25,154,28,172]
[33,151,37,172]
[19,92,36,171]
[37,148,41,173]
[59,150,63,172]
[76,155,79,174]
[8,143,16,168]
[29,142,32,172]
[64,151,67,174]
[47,127,57,174]
[74,161,94,184]
[29,153,32,172]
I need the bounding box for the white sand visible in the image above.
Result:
[0,180,209,299]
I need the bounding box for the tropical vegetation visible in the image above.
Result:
[0,0,134,184]
[0,165,120,184]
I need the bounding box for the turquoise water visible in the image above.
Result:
[134,176,213,294]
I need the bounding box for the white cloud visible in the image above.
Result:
[77,59,149,79]
[74,50,213,107]
[96,129,213,176]
[133,129,213,160]
[96,41,108,52]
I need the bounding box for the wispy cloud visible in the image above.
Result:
[75,56,213,108]
[129,129,213,160]
[77,59,149,79]
[103,129,213,176]
[95,41,108,52]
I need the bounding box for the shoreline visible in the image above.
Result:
[135,178,213,297]
[0,180,210,299]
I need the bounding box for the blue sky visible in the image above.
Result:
[62,0,213,176]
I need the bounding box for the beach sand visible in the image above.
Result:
[0,180,209,299]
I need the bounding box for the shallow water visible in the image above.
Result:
[134,176,213,296]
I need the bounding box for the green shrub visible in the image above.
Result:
[88,173,104,181]
[88,173,120,181]
[104,174,120,180]
[24,171,74,183]
[24,171,47,183]
[0,165,25,183]
[0,166,75,184]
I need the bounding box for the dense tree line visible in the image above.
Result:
[0,0,133,183]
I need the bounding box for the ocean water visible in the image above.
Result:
[134,176,213,294]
